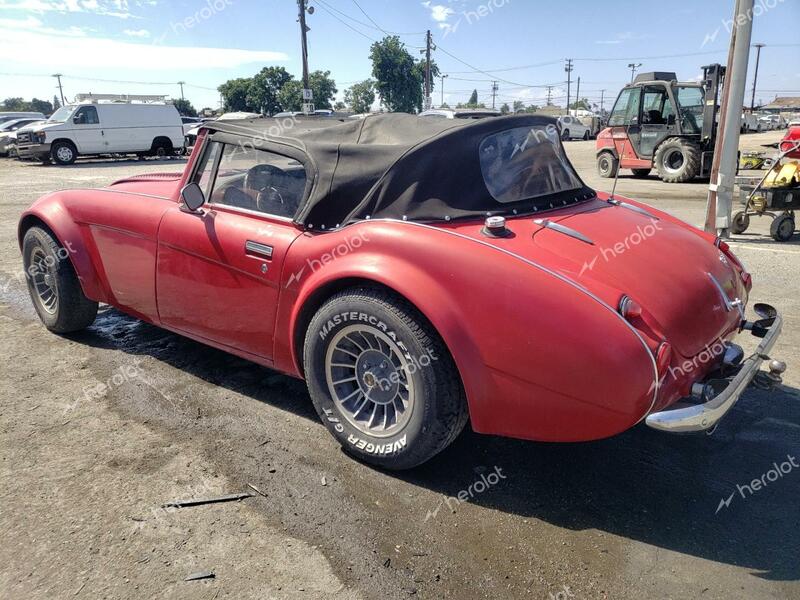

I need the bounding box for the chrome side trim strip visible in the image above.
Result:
[607,198,659,220]
[245,240,274,258]
[534,218,594,245]
[352,218,659,420]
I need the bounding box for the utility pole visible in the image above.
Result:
[490,81,498,109]
[573,76,581,116]
[177,81,185,101]
[52,73,65,105]
[564,58,573,115]
[297,0,313,114]
[424,30,432,110]
[628,63,642,83]
[440,74,448,107]
[750,43,764,111]
[705,0,753,236]
[546,86,553,106]
[600,89,606,114]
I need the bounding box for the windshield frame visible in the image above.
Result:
[47,105,76,123]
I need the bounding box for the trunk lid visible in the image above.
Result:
[447,199,745,358]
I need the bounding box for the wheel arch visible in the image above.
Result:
[284,264,487,426]
[18,203,107,303]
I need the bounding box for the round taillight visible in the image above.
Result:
[619,295,642,319]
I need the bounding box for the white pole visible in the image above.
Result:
[706,0,754,236]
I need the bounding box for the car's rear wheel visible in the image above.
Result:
[561,129,570,141]
[22,226,98,333]
[304,287,468,470]
[582,130,590,140]
[597,152,618,178]
[51,141,77,165]
[151,137,173,158]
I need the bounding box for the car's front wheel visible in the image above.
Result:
[304,287,468,470]
[22,226,98,332]
[51,141,77,165]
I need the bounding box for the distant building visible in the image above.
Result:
[760,96,800,114]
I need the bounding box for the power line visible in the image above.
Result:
[349,0,426,36]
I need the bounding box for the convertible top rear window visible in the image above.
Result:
[478,126,583,204]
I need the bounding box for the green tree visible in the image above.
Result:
[53,95,61,111]
[569,98,590,111]
[247,66,293,115]
[512,100,525,113]
[218,78,255,112]
[344,79,376,114]
[173,98,197,117]
[1,98,26,111]
[29,98,53,115]
[370,36,425,113]
[468,89,478,106]
[276,70,338,112]
[334,101,346,111]
[499,102,510,114]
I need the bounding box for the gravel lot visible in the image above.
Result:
[1,131,798,600]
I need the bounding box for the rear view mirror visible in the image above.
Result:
[180,182,206,212]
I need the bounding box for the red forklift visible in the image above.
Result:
[596,64,725,183]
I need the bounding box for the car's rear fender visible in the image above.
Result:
[277,220,658,442]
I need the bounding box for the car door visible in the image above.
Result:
[156,139,306,361]
[70,105,104,153]
[638,84,677,158]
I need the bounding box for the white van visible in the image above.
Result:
[16,101,183,165]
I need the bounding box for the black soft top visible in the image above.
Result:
[205,113,593,229]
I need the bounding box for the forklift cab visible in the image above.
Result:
[607,79,705,160]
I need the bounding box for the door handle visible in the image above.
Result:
[245,240,273,259]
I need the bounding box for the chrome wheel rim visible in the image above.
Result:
[30,247,58,314]
[56,146,73,162]
[325,325,415,437]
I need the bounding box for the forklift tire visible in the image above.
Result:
[654,138,701,183]
[631,168,651,178]
[770,214,795,242]
[731,211,750,234]
[597,152,618,178]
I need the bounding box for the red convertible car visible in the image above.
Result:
[18,114,785,469]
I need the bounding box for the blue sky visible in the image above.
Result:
[0,0,798,111]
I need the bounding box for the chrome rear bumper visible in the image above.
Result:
[646,308,784,433]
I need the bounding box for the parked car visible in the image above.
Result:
[741,112,761,133]
[0,118,44,155]
[2,120,45,157]
[420,107,501,119]
[0,111,46,125]
[217,111,262,121]
[556,115,591,140]
[180,116,204,135]
[18,113,784,469]
[16,101,184,165]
